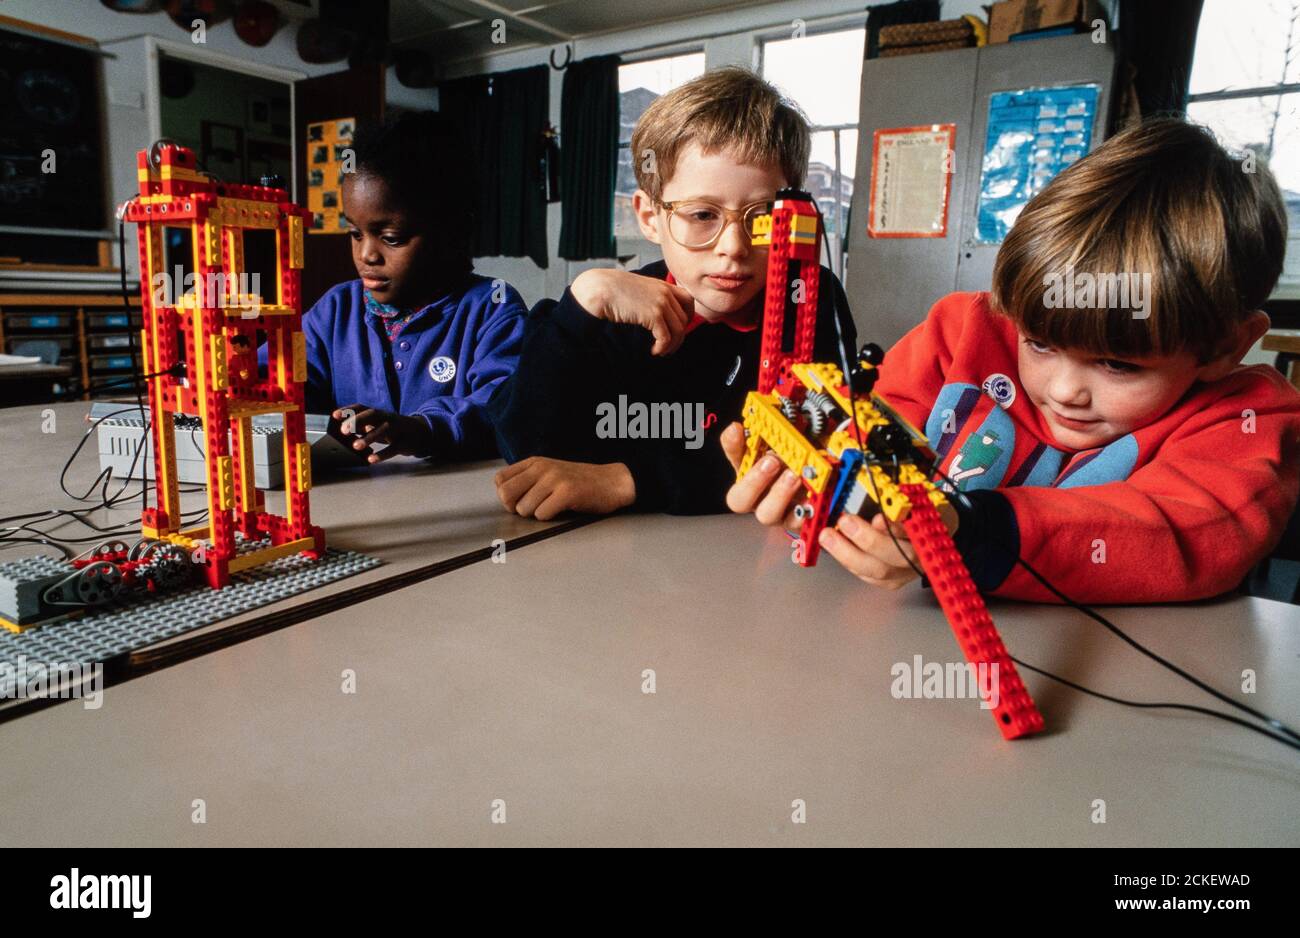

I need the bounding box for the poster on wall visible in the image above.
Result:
[305,117,355,234]
[867,124,956,238]
[975,84,1100,244]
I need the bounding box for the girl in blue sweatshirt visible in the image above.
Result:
[304,111,527,463]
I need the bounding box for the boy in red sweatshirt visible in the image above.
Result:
[724,118,1300,604]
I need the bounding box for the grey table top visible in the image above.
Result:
[0,403,1296,846]
[0,362,72,380]
[0,402,573,655]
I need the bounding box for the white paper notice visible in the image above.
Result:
[868,124,955,238]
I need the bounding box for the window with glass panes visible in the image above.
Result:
[1188,0,1300,299]
[761,26,865,278]
[616,52,706,241]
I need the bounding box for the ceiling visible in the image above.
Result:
[385,0,774,63]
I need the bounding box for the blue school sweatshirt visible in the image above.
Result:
[296,276,527,460]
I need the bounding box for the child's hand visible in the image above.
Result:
[571,268,695,356]
[494,456,636,520]
[818,514,926,590]
[332,404,435,463]
[720,420,959,589]
[722,422,805,527]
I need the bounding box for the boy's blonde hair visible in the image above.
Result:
[630,66,811,202]
[991,117,1287,363]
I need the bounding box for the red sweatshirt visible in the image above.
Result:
[871,292,1300,604]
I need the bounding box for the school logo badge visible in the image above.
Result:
[981,373,1016,409]
[428,356,456,383]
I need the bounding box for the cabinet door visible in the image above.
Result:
[954,34,1116,295]
[844,46,979,349]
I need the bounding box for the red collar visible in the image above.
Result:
[666,271,761,334]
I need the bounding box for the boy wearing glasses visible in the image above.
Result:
[488,67,856,517]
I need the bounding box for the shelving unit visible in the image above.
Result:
[0,293,143,400]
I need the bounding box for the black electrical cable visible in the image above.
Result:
[929,464,1300,750]
[58,406,148,505]
[56,404,179,509]
[0,537,73,560]
[0,146,225,566]
[9,203,209,551]
[803,198,1299,753]
[1,405,207,555]
[75,364,182,398]
[1011,654,1300,751]
[0,503,209,546]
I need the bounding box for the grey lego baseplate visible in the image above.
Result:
[0,545,381,701]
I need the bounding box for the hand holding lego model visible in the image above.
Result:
[721,421,958,590]
[332,405,437,463]
[570,268,696,356]
[495,456,636,520]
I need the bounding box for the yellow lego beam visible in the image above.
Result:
[233,417,258,512]
[222,303,295,318]
[227,537,317,574]
[210,334,229,390]
[212,197,283,229]
[294,441,311,492]
[738,391,834,493]
[137,165,206,185]
[287,215,304,269]
[215,455,234,511]
[226,399,299,419]
[292,332,307,383]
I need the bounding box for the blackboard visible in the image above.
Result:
[0,26,106,231]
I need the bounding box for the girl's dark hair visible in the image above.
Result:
[351,110,475,270]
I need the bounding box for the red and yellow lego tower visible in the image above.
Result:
[125,142,324,589]
[737,189,1044,740]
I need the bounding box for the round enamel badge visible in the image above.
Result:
[981,373,1016,408]
[428,356,456,383]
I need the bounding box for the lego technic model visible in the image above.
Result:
[123,141,324,588]
[1,142,326,633]
[734,188,1044,740]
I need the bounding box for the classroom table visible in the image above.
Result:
[0,401,581,676]
[0,401,1296,846]
[1263,329,1300,389]
[0,362,74,406]
[0,363,72,380]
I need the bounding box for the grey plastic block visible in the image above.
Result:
[97,416,285,488]
[0,555,68,623]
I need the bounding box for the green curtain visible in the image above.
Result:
[439,65,549,268]
[559,55,620,261]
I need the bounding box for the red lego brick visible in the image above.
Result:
[793,480,836,567]
[756,194,822,394]
[898,482,1045,740]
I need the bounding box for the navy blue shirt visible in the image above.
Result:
[298,276,527,460]
[487,261,857,513]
